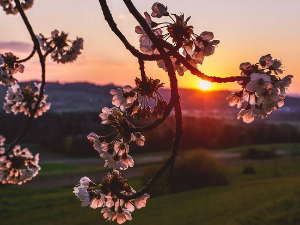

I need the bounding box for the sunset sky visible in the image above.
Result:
[0,0,299,95]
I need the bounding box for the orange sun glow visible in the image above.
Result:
[198,80,211,91]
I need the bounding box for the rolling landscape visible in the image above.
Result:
[1,82,300,225]
[1,81,300,119]
[1,0,299,224]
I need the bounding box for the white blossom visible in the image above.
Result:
[99,107,121,124]
[151,2,168,18]
[136,135,145,146]
[114,141,128,155]
[246,73,272,96]
[274,75,293,97]
[134,193,150,209]
[16,166,40,184]
[0,52,24,85]
[192,51,205,65]
[13,145,32,158]
[195,31,220,56]
[157,56,187,76]
[90,194,105,209]
[79,176,95,188]
[239,62,252,71]
[105,193,124,210]
[104,157,127,170]
[101,207,115,221]
[272,59,282,70]
[99,107,111,124]
[73,186,90,207]
[37,30,83,64]
[0,0,34,15]
[256,88,284,114]
[226,92,243,108]
[120,153,134,169]
[3,83,50,118]
[199,31,214,41]
[135,12,162,54]
[125,201,135,212]
[259,54,273,68]
[87,133,114,163]
[110,86,136,112]
[112,207,132,224]
[237,108,255,123]
[0,68,16,85]
[242,90,256,106]
[87,132,103,152]
[0,144,40,185]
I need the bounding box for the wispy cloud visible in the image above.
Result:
[0,41,32,52]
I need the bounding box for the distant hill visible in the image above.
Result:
[0,82,299,120]
[0,82,115,113]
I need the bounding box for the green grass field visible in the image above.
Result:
[38,163,109,177]
[1,161,300,225]
[32,142,300,179]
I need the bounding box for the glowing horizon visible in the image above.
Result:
[0,0,299,95]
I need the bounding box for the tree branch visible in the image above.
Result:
[16,47,36,63]
[163,41,246,83]
[4,0,46,154]
[99,0,163,61]
[138,58,147,82]
[118,0,183,200]
[134,98,173,132]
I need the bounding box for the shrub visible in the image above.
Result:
[142,150,229,196]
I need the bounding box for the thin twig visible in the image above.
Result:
[117,0,183,200]
[138,58,147,83]
[99,0,160,61]
[44,47,54,58]
[99,0,244,84]
[163,41,247,83]
[4,0,46,154]
[134,99,173,132]
[16,47,36,63]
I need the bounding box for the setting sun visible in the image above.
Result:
[198,80,212,91]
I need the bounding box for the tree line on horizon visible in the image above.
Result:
[0,111,299,157]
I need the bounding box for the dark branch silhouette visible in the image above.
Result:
[4,0,46,154]
[16,47,36,63]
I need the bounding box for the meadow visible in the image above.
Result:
[1,146,300,225]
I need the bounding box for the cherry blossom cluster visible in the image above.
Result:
[0,52,24,85]
[110,76,167,119]
[0,135,40,185]
[0,0,33,15]
[88,107,145,170]
[227,54,293,123]
[37,29,84,64]
[0,1,85,187]
[0,1,296,224]
[73,171,150,224]
[77,77,170,223]
[135,2,220,75]
[3,82,51,118]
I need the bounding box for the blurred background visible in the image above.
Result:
[0,1,300,224]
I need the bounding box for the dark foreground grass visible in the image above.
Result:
[1,163,300,225]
